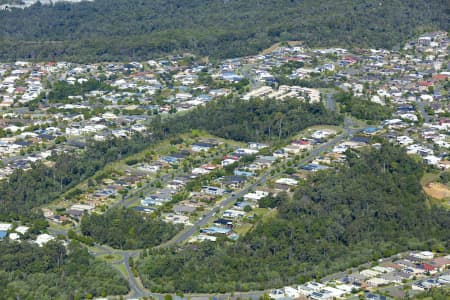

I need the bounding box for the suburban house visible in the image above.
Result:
[248,142,269,150]
[221,155,239,166]
[234,169,255,177]
[167,179,186,191]
[253,155,276,168]
[223,209,246,219]
[273,149,288,158]
[201,186,225,196]
[173,204,197,214]
[220,175,246,188]
[244,190,269,201]
[191,142,216,152]
[234,148,259,155]
[275,178,299,191]
[213,218,233,228]
[283,140,312,154]
[301,163,330,172]
[234,201,257,210]
[200,226,232,235]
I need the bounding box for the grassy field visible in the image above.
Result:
[234,223,253,236]
[97,253,124,263]
[48,222,72,234]
[420,172,440,186]
[260,41,303,55]
[112,263,128,279]
[421,172,450,209]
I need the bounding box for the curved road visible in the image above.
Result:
[88,117,364,299]
[164,118,362,247]
[89,245,147,298]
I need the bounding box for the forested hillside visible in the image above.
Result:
[0,133,152,223]
[335,91,394,121]
[0,98,335,223]
[0,0,448,61]
[138,145,450,293]
[81,208,181,249]
[154,97,340,142]
[0,241,129,299]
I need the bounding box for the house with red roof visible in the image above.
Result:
[432,74,448,81]
[421,263,437,274]
[417,81,433,87]
[430,257,450,271]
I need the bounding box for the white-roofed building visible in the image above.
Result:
[0,223,12,231]
[15,226,29,235]
[35,234,55,247]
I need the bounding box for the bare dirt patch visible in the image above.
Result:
[423,182,450,200]
[261,41,303,55]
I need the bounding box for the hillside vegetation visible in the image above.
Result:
[0,241,129,299]
[81,208,181,249]
[0,98,335,223]
[0,0,448,61]
[138,145,450,293]
[154,97,340,142]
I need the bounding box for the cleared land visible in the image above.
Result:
[423,182,450,200]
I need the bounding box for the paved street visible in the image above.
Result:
[88,117,364,298]
[162,117,362,247]
[417,101,431,123]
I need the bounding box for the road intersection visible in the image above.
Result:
[86,117,364,299]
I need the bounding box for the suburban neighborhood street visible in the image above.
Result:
[87,117,365,299]
[0,3,448,299]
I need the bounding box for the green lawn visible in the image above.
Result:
[420,172,440,186]
[48,222,72,236]
[112,263,129,279]
[234,223,253,235]
[97,254,124,263]
[254,207,277,223]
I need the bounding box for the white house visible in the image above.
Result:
[35,234,55,247]
[244,190,269,201]
[223,209,246,219]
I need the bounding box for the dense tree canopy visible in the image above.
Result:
[0,97,337,223]
[335,91,393,121]
[0,241,128,299]
[413,288,450,300]
[0,133,153,222]
[0,0,448,61]
[47,79,112,102]
[138,145,450,293]
[153,97,340,142]
[81,208,181,249]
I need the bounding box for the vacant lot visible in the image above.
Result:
[423,182,450,200]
